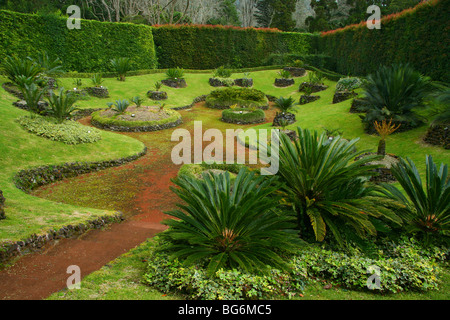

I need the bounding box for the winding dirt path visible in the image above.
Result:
[0,103,277,300]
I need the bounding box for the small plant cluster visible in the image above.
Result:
[110,57,132,81]
[143,238,307,300]
[336,77,364,92]
[208,87,266,102]
[295,241,443,293]
[16,115,102,145]
[222,107,266,124]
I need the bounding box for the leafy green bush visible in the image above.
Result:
[144,242,307,300]
[16,115,102,145]
[360,64,434,132]
[21,83,47,117]
[29,51,63,75]
[222,108,265,124]
[275,127,403,249]
[47,88,78,123]
[278,69,292,79]
[2,55,42,88]
[274,96,296,114]
[177,162,246,181]
[165,67,185,80]
[110,57,132,81]
[91,73,104,87]
[336,77,364,92]
[109,99,130,114]
[159,169,302,275]
[213,66,233,78]
[295,243,442,293]
[381,156,449,241]
[206,87,268,109]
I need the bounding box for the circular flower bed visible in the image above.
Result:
[205,87,269,110]
[91,105,182,132]
[221,108,266,125]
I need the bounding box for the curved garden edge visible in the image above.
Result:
[0,146,148,266]
[91,110,183,133]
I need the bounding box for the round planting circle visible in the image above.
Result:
[221,108,266,125]
[91,105,182,132]
[205,87,269,110]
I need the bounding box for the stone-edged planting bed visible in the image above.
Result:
[91,108,182,132]
[221,108,266,125]
[205,88,269,110]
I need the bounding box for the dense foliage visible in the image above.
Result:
[382,156,450,240]
[0,10,157,73]
[158,169,302,275]
[275,128,403,249]
[319,0,449,82]
[152,24,316,69]
[360,64,434,132]
[17,115,102,145]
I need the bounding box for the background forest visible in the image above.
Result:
[0,0,423,32]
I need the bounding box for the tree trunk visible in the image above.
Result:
[377,139,386,156]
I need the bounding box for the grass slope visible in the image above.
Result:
[0,76,144,244]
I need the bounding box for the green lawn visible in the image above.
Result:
[1,69,448,299]
[0,76,145,243]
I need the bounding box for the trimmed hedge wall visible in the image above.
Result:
[318,0,450,82]
[0,10,157,73]
[152,25,317,69]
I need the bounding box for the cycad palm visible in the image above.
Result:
[275,127,402,248]
[381,156,449,239]
[160,169,301,275]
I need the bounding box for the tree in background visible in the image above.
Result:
[207,0,241,26]
[255,0,296,31]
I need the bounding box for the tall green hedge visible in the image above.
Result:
[318,0,450,82]
[152,25,317,69]
[0,10,157,73]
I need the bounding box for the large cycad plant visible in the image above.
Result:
[381,156,449,241]
[361,63,433,132]
[276,128,402,248]
[160,169,301,275]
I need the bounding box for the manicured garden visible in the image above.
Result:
[0,1,448,302]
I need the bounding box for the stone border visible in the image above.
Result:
[221,108,266,125]
[0,213,125,265]
[91,110,182,133]
[274,78,295,87]
[2,82,24,99]
[0,190,5,220]
[14,147,147,193]
[423,124,449,149]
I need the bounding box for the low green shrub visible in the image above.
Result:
[178,162,246,181]
[222,108,265,124]
[205,87,269,109]
[16,115,102,145]
[91,109,181,128]
[336,77,364,92]
[296,243,443,293]
[143,238,307,300]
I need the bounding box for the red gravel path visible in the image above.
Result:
[0,103,277,300]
